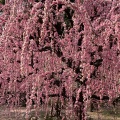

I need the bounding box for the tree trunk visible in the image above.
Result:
[74,89,85,120]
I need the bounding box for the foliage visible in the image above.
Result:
[0,0,5,5]
[0,0,120,120]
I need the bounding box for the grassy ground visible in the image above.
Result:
[87,102,120,120]
[87,111,120,120]
[0,104,120,120]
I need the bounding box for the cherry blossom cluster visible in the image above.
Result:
[0,0,120,119]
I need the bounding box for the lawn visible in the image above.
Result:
[0,103,120,120]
